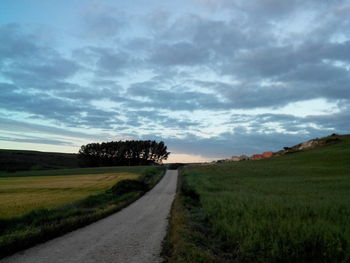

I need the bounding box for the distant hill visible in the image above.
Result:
[274,133,344,156]
[0,149,79,172]
[165,134,350,262]
[218,133,347,163]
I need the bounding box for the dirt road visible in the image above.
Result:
[2,170,178,263]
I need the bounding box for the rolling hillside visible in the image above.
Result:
[0,149,79,172]
[164,134,350,263]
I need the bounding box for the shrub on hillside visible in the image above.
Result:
[111,180,147,196]
[138,167,160,187]
[111,167,164,195]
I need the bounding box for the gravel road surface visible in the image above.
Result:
[2,169,178,263]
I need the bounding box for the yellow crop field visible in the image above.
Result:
[0,171,138,218]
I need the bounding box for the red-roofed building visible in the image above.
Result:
[262,152,273,158]
[251,152,273,160]
[251,154,264,160]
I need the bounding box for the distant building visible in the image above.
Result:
[251,154,263,160]
[262,152,273,158]
[231,156,240,161]
[239,155,250,161]
[251,151,273,160]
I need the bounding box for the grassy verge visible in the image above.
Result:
[0,166,165,259]
[162,169,227,263]
[163,135,350,262]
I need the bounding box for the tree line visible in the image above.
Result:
[78,140,170,167]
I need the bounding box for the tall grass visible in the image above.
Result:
[165,135,350,262]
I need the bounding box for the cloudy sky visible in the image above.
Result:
[0,0,349,162]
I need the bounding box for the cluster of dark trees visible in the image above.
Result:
[78,140,170,167]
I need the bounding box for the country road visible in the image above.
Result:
[2,170,178,263]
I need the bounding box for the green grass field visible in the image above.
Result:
[0,166,165,258]
[164,135,350,263]
[0,167,144,218]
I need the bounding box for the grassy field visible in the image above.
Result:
[0,167,144,218]
[0,166,165,258]
[164,135,350,263]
